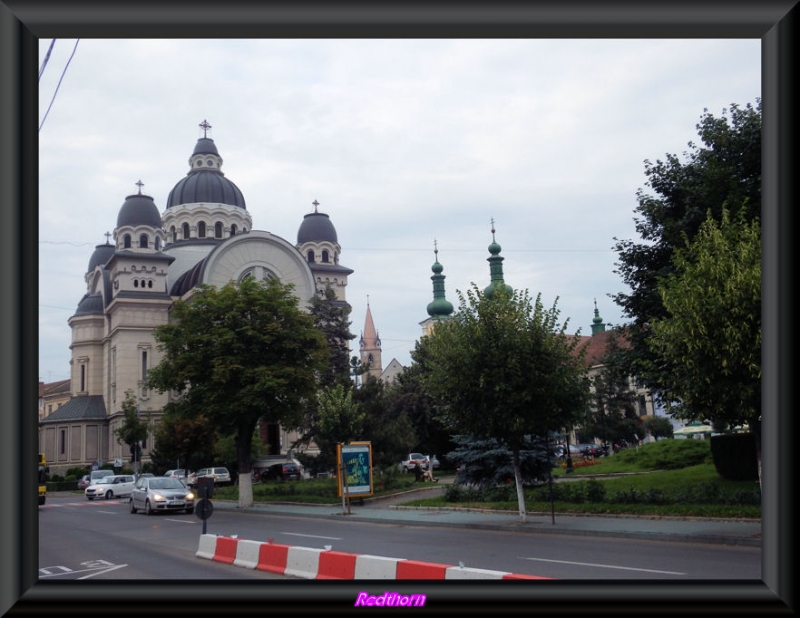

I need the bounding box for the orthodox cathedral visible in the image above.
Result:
[39,120,353,471]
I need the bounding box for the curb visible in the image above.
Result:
[196,534,551,580]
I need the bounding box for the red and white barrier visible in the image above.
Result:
[197,534,552,580]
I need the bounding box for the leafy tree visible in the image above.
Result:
[420,284,590,522]
[309,285,356,389]
[648,209,761,481]
[146,277,329,508]
[113,390,149,471]
[640,415,674,441]
[150,412,215,475]
[612,100,761,410]
[355,375,418,469]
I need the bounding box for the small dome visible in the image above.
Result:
[297,211,338,244]
[427,296,454,318]
[116,193,162,229]
[87,243,115,272]
[74,292,104,316]
[192,137,219,156]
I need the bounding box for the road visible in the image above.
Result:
[38,494,760,581]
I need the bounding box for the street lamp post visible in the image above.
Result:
[564,429,574,474]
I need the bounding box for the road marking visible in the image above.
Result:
[78,564,128,579]
[281,532,343,541]
[519,557,685,575]
[164,518,195,524]
[40,560,128,579]
[95,510,117,514]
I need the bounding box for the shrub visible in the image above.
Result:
[710,433,759,481]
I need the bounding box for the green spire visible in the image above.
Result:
[484,218,513,299]
[426,240,454,318]
[591,298,606,335]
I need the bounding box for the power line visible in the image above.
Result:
[39,39,80,132]
[38,39,56,81]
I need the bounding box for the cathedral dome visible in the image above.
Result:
[74,292,104,316]
[166,130,246,209]
[297,210,338,244]
[116,192,162,229]
[87,242,115,272]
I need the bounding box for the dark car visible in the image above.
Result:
[260,461,304,481]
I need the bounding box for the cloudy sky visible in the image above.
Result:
[37,38,760,383]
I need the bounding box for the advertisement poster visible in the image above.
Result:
[337,442,373,498]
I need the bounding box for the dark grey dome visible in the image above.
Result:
[116,193,162,228]
[166,137,246,209]
[74,292,104,316]
[193,137,219,156]
[87,243,115,272]
[297,211,338,244]
[166,170,246,209]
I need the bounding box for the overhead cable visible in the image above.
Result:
[39,39,80,132]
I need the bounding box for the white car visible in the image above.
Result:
[400,453,429,473]
[85,474,136,500]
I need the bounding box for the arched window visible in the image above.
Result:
[170,226,177,242]
[322,250,329,263]
[134,280,139,288]
[198,222,206,238]
[215,222,223,238]
[182,223,190,239]
[139,234,148,248]
[155,237,161,250]
[123,234,131,249]
[307,250,315,263]
[230,224,237,236]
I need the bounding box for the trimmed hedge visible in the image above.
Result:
[710,433,758,481]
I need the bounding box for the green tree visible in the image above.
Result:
[355,375,417,469]
[309,285,356,389]
[113,390,149,474]
[648,209,761,481]
[420,285,589,522]
[640,415,674,441]
[612,100,761,411]
[146,277,329,508]
[150,412,215,475]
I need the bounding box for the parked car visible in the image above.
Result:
[259,461,304,481]
[428,455,441,470]
[164,469,192,482]
[187,466,232,488]
[129,476,195,515]
[77,474,91,490]
[89,469,115,484]
[85,474,136,500]
[576,443,602,458]
[400,453,429,473]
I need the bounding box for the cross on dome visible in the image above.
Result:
[199,119,212,138]
[312,199,319,213]
[135,180,144,194]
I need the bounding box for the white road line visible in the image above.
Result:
[164,518,196,524]
[519,557,685,575]
[281,532,343,541]
[78,564,129,579]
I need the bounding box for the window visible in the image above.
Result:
[141,350,147,380]
[170,226,177,242]
[134,280,139,288]
[182,223,190,239]
[215,222,223,238]
[80,364,86,392]
[123,234,131,249]
[60,429,66,455]
[198,222,206,238]
[322,250,329,263]
[230,224,237,236]
[307,250,315,263]
[155,237,161,250]
[139,234,148,248]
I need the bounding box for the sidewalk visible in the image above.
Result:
[213,482,762,548]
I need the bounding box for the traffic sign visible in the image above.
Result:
[195,498,213,521]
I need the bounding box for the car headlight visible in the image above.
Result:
[152,492,166,502]
[186,492,194,500]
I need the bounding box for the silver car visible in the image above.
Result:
[85,474,136,500]
[129,476,195,515]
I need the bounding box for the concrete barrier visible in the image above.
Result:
[196,535,549,580]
